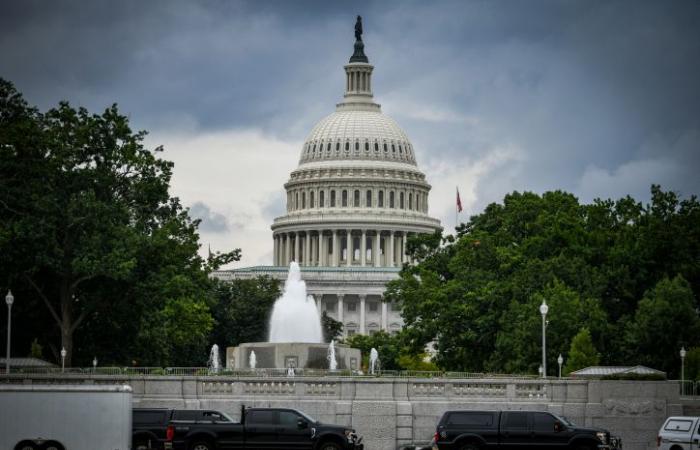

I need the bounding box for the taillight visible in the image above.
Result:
[166,425,175,441]
[433,431,440,442]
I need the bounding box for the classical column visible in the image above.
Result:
[272,235,278,266]
[389,230,395,267]
[360,229,367,266]
[401,233,407,264]
[359,294,366,334]
[381,301,388,330]
[293,232,300,262]
[310,232,317,266]
[337,294,344,327]
[346,229,352,267]
[319,231,325,266]
[374,231,381,267]
[285,233,291,265]
[304,232,311,267]
[332,230,339,266]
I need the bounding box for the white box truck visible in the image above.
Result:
[0,383,132,450]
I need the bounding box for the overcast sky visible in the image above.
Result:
[2,0,699,267]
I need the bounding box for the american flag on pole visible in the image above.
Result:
[456,187,463,213]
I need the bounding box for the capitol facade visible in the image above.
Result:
[215,20,441,337]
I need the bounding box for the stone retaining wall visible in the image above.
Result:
[5,375,688,450]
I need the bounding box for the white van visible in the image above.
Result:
[0,384,132,450]
[657,416,700,450]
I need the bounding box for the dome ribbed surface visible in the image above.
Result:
[299,110,417,165]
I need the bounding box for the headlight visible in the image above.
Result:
[596,431,608,444]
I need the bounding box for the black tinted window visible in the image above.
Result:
[533,413,557,432]
[133,411,167,424]
[247,410,275,424]
[503,412,528,430]
[446,412,495,428]
[203,411,229,422]
[279,411,300,426]
[173,410,197,421]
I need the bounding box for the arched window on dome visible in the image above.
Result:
[409,193,413,210]
[355,141,359,151]
[342,190,348,207]
[327,143,331,152]
[336,142,340,151]
[331,190,336,207]
[392,144,396,153]
[399,192,404,209]
[310,191,315,208]
[389,191,395,208]
[378,191,384,208]
[312,144,317,153]
[354,190,360,207]
[374,142,379,152]
[365,141,369,151]
[320,190,325,208]
[399,144,403,154]
[383,143,388,152]
[301,192,306,209]
[345,142,350,151]
[366,190,372,207]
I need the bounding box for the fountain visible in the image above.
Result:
[370,347,378,375]
[249,350,257,369]
[208,344,220,373]
[328,340,338,370]
[225,262,361,370]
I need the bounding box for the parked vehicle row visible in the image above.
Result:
[133,406,363,450]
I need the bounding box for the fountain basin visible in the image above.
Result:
[226,342,361,370]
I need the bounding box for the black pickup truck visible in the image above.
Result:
[133,409,233,449]
[431,410,622,450]
[163,407,363,450]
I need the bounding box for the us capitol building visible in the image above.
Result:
[214,17,442,337]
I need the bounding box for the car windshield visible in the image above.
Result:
[219,412,236,422]
[553,414,574,427]
[297,410,316,423]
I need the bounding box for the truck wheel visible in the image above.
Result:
[459,444,480,450]
[133,440,150,450]
[318,443,342,450]
[39,443,65,450]
[189,441,214,450]
[14,442,39,450]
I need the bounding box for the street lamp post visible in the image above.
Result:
[680,347,687,395]
[540,300,549,378]
[60,347,67,373]
[5,290,14,374]
[557,354,564,379]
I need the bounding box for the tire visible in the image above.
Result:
[459,444,480,450]
[14,442,39,450]
[318,442,342,450]
[189,441,214,450]
[40,443,65,450]
[133,440,150,450]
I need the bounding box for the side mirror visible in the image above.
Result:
[554,422,561,432]
[298,419,308,429]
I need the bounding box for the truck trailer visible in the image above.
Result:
[0,383,132,450]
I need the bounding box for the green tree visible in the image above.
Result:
[209,277,280,349]
[322,311,343,343]
[685,347,700,382]
[0,79,239,366]
[563,328,600,375]
[624,276,700,376]
[29,338,43,359]
[344,331,402,371]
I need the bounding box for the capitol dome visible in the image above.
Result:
[271,20,441,269]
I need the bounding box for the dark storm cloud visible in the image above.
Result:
[2,0,699,222]
[189,201,230,233]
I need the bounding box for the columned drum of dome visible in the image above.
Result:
[271,20,441,270]
[215,17,441,338]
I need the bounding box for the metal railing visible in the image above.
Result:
[0,366,543,379]
[679,380,700,397]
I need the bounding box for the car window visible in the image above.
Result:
[133,411,167,425]
[173,410,197,421]
[203,411,230,422]
[665,419,693,432]
[446,412,495,428]
[503,412,528,430]
[247,410,275,425]
[279,411,301,426]
[533,413,557,432]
